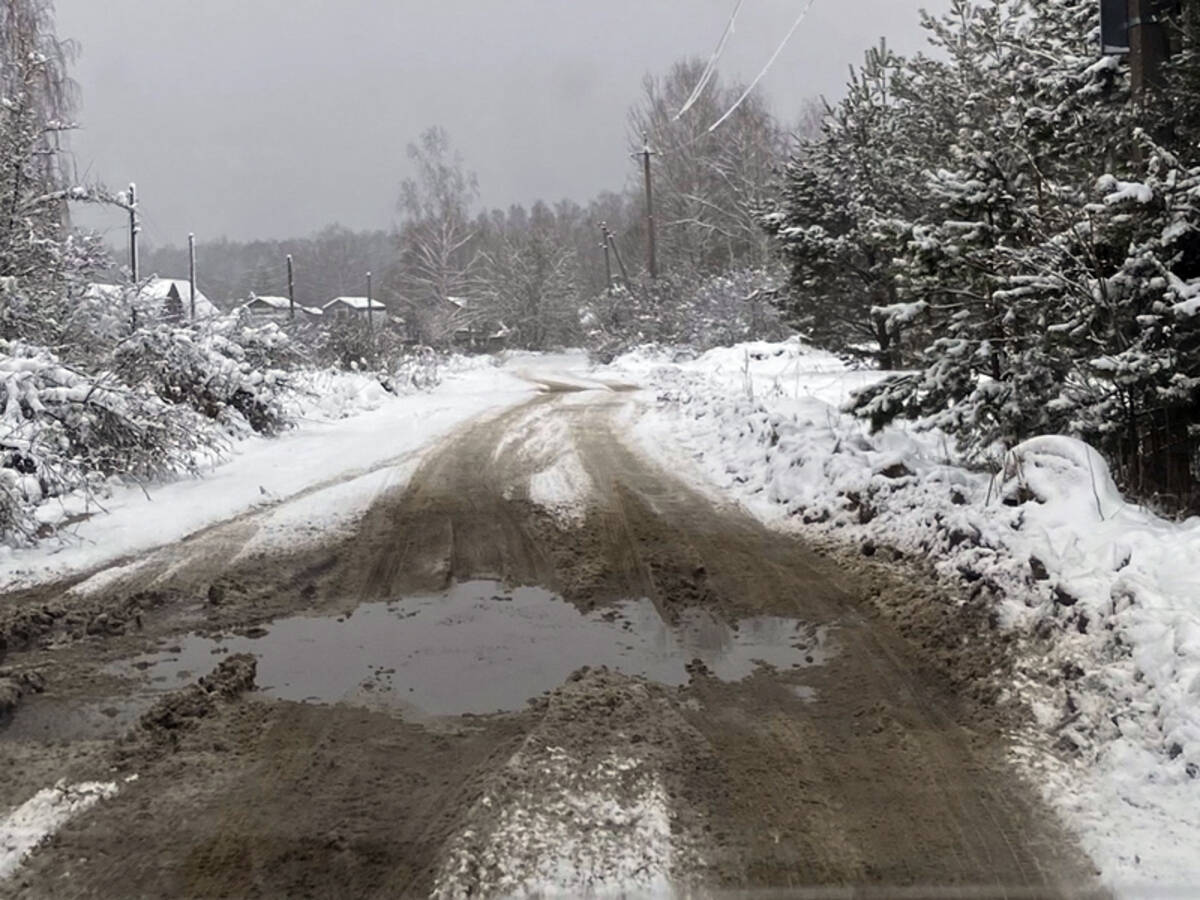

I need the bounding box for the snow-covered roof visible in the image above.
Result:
[243,294,323,317]
[83,282,124,301]
[140,277,220,319]
[245,294,291,310]
[445,295,469,309]
[323,296,386,311]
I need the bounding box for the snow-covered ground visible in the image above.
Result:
[607,339,1200,897]
[0,357,536,591]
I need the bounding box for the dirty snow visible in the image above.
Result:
[0,781,118,880]
[528,451,593,526]
[607,338,1200,897]
[432,748,674,900]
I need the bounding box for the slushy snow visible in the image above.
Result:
[0,781,119,880]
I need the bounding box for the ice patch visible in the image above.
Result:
[0,781,118,880]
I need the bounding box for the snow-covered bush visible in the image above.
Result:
[1,340,216,544]
[584,268,787,361]
[112,321,293,437]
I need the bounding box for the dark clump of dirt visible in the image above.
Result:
[0,666,46,722]
[137,654,256,746]
[0,588,174,657]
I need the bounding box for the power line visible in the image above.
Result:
[675,0,745,121]
[706,0,819,135]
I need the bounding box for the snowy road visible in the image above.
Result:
[0,370,1103,898]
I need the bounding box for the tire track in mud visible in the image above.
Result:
[1,386,1105,898]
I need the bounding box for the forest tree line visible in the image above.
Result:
[141,59,817,353]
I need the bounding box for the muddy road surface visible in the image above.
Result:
[0,381,1104,898]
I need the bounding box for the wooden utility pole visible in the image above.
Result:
[1128,0,1170,96]
[127,182,139,282]
[366,270,374,333]
[286,254,295,321]
[188,233,197,320]
[633,134,658,279]
[600,222,613,290]
[604,226,632,288]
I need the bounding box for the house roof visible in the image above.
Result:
[246,294,291,309]
[323,295,386,311]
[244,294,323,317]
[140,277,220,319]
[83,282,124,302]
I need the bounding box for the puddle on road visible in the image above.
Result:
[110,580,832,717]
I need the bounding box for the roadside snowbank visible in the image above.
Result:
[609,338,1200,895]
[0,360,534,590]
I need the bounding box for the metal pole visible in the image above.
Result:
[128,182,139,282]
[605,226,632,288]
[188,233,197,320]
[286,254,295,321]
[600,222,613,291]
[366,270,373,333]
[636,133,658,280]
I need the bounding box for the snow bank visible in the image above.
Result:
[0,362,534,589]
[0,781,118,880]
[609,339,1200,895]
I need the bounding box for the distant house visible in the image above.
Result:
[83,278,220,323]
[242,293,323,321]
[322,296,387,321]
[140,277,220,321]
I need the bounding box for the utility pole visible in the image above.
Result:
[366,270,373,334]
[188,233,197,320]
[600,221,613,291]
[127,182,139,283]
[1127,0,1170,97]
[632,133,658,279]
[604,225,632,288]
[286,254,295,321]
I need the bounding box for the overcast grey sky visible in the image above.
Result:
[57,0,947,244]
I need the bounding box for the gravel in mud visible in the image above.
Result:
[0,386,1107,898]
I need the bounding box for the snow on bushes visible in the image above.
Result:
[113,318,294,437]
[0,340,214,543]
[612,339,1200,889]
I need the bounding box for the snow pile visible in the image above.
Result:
[610,339,1200,894]
[0,781,118,880]
[528,451,593,526]
[433,748,673,900]
[290,368,395,420]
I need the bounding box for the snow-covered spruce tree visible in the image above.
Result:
[763,40,943,368]
[1050,134,1200,506]
[848,0,1134,457]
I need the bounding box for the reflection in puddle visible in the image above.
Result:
[110,580,833,716]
